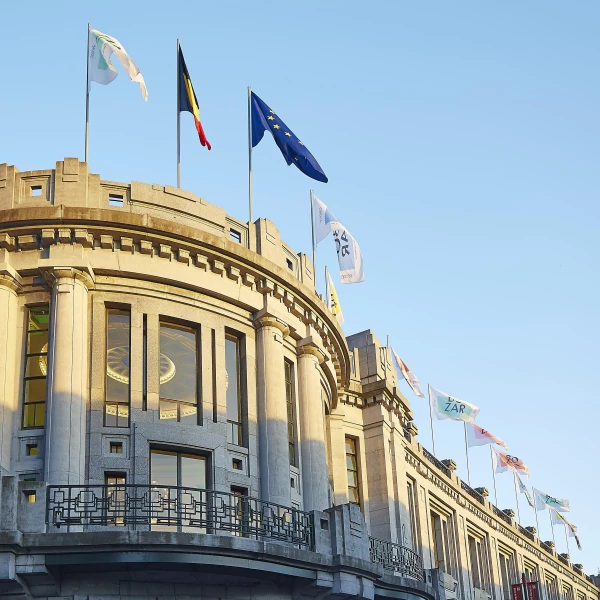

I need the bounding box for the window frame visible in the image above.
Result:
[158,319,201,425]
[22,305,50,429]
[345,435,361,506]
[225,330,246,447]
[104,307,132,428]
[284,359,297,467]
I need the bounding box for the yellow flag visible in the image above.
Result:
[326,270,344,326]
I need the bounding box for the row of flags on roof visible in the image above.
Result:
[386,346,584,553]
[86,27,361,291]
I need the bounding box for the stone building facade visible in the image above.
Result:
[0,159,595,600]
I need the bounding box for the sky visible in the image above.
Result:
[1,0,599,575]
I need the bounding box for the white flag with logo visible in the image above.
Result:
[312,194,338,244]
[514,472,535,508]
[533,488,570,512]
[390,347,424,398]
[428,385,480,423]
[492,447,530,477]
[466,423,508,449]
[330,222,364,284]
[88,29,148,100]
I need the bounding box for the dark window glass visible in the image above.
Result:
[345,437,360,505]
[159,322,198,424]
[105,309,131,427]
[22,306,49,428]
[225,334,242,445]
[285,360,296,466]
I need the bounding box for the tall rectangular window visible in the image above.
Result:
[285,360,296,466]
[430,509,456,576]
[105,309,131,427]
[22,306,49,428]
[345,437,360,505]
[159,322,198,424]
[406,478,420,552]
[225,333,243,445]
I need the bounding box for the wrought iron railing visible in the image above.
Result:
[46,485,314,549]
[369,536,425,581]
[491,505,512,525]
[422,448,452,479]
[460,480,485,505]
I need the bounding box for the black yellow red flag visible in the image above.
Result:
[178,47,211,150]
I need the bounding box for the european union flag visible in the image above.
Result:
[251,92,328,183]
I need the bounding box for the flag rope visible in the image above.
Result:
[176,39,181,188]
[463,422,471,485]
[247,86,253,229]
[427,385,436,456]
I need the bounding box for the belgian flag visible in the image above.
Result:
[178,46,211,150]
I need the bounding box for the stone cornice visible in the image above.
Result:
[0,209,350,391]
[253,313,290,338]
[297,337,326,364]
[0,266,23,293]
[40,266,95,291]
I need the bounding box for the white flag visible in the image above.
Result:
[312,194,338,244]
[390,347,424,398]
[326,269,344,325]
[533,488,570,512]
[466,423,508,449]
[550,509,582,550]
[429,385,480,423]
[330,222,364,284]
[514,472,535,508]
[492,447,530,477]
[89,29,148,101]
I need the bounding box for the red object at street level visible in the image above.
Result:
[512,584,523,600]
[526,582,539,600]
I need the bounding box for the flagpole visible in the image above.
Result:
[85,23,91,163]
[428,385,436,456]
[513,472,522,523]
[462,423,471,485]
[490,446,498,504]
[549,511,556,545]
[325,265,329,306]
[176,39,181,188]
[310,189,317,291]
[247,86,253,227]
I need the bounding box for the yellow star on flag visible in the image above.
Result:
[298,140,304,146]
[284,132,291,137]
[269,110,275,114]
[267,116,275,121]
[273,124,280,129]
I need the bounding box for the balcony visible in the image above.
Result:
[46,484,314,549]
[369,536,425,581]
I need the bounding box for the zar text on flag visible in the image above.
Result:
[178,46,211,150]
[466,423,508,449]
[312,194,338,244]
[330,222,364,284]
[251,92,327,183]
[390,347,424,398]
[492,447,529,477]
[533,488,570,512]
[428,385,480,423]
[88,29,148,100]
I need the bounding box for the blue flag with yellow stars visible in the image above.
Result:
[251,92,328,183]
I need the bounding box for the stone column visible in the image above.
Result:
[0,270,22,474]
[297,338,329,512]
[255,314,290,507]
[45,268,93,485]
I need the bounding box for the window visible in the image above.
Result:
[430,509,456,576]
[406,478,420,552]
[545,574,558,600]
[345,437,360,505]
[105,473,126,525]
[232,458,242,470]
[523,560,538,583]
[159,322,199,424]
[229,229,242,243]
[225,333,243,445]
[109,442,123,454]
[231,486,249,536]
[23,490,36,503]
[108,193,124,207]
[31,185,42,197]
[468,532,490,591]
[105,309,131,427]
[26,444,38,456]
[22,306,49,428]
[150,449,207,532]
[499,546,517,600]
[286,258,294,270]
[285,360,296,466]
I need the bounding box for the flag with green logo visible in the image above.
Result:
[533,488,570,512]
[88,28,148,101]
[428,385,480,423]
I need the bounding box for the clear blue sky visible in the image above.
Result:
[2,0,598,574]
